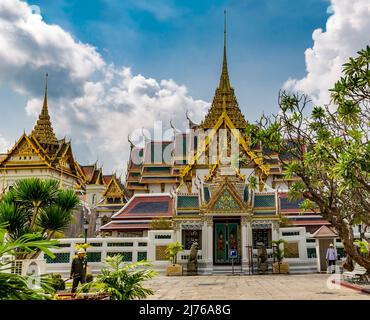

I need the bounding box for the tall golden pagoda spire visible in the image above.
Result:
[219,10,231,92]
[31,74,58,149]
[200,11,247,129]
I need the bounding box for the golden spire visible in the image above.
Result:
[31,74,58,148]
[200,11,247,129]
[219,10,231,92]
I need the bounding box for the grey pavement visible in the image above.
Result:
[146,274,370,300]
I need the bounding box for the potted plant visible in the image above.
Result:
[272,239,290,274]
[165,241,184,276]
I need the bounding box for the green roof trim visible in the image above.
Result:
[243,186,249,202]
[177,196,199,209]
[254,195,276,208]
[176,211,199,215]
[253,211,276,216]
[204,187,210,202]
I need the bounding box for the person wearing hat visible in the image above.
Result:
[70,248,87,293]
[326,243,337,274]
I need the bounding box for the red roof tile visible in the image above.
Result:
[100,222,150,230]
[112,194,173,219]
[312,225,338,238]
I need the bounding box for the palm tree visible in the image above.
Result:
[0,178,80,258]
[80,254,157,300]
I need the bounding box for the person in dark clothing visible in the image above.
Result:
[70,248,87,293]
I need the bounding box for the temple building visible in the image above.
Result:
[99,18,338,273]
[0,75,130,237]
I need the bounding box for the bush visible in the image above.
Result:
[86,274,94,283]
[49,274,65,291]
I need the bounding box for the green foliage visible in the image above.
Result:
[248,176,258,191]
[86,274,94,283]
[0,223,58,300]
[0,178,80,259]
[75,243,91,251]
[165,241,183,265]
[48,274,65,291]
[354,240,369,255]
[80,254,157,300]
[252,46,370,271]
[272,239,288,263]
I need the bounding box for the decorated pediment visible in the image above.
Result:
[104,176,124,199]
[0,134,47,166]
[213,189,241,211]
[54,142,79,175]
[204,177,250,213]
[13,138,36,157]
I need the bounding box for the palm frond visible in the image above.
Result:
[38,205,73,236]
[55,189,80,212]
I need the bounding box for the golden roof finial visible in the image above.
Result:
[42,73,48,116]
[31,73,58,148]
[219,10,231,92]
[199,10,248,130]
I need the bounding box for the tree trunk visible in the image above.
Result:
[335,221,370,273]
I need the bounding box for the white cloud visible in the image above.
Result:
[0,0,209,173]
[0,134,9,153]
[284,0,370,106]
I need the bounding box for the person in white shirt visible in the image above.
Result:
[326,243,337,274]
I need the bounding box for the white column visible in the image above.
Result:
[247,222,253,248]
[201,222,208,261]
[272,221,279,241]
[241,221,248,264]
[315,239,321,272]
[206,218,213,263]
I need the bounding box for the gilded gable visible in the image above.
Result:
[213,189,241,211]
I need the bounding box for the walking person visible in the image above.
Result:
[326,243,337,274]
[70,248,87,293]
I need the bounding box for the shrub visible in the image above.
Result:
[49,274,65,291]
[86,274,94,283]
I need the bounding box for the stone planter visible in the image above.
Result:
[166,264,183,276]
[272,262,290,274]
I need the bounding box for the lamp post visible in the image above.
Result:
[83,216,89,244]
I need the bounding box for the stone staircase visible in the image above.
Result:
[210,260,317,275]
[212,265,245,275]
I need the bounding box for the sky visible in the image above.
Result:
[0,0,369,176]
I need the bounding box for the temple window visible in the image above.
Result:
[252,228,272,249]
[182,230,202,250]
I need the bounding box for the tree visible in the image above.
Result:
[81,254,157,300]
[165,241,183,265]
[0,178,80,259]
[248,46,370,271]
[0,223,58,300]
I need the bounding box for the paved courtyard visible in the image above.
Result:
[146,274,370,300]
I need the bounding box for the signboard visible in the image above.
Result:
[230,249,238,259]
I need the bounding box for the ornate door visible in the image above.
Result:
[214,222,241,264]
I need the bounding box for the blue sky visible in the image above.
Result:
[22,0,328,117]
[2,0,368,172]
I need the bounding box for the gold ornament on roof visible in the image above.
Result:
[200,11,248,130]
[31,74,58,148]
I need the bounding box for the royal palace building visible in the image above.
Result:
[98,24,343,274]
[0,75,130,237]
[1,20,348,275]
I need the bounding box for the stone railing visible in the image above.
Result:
[39,230,176,276]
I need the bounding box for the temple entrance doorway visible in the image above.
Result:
[213,217,241,265]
